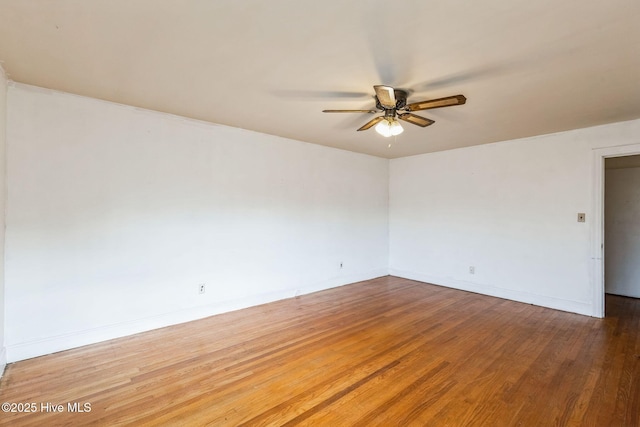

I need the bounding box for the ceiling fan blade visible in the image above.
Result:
[322,109,378,113]
[374,85,397,109]
[406,95,466,111]
[398,113,435,127]
[357,116,385,131]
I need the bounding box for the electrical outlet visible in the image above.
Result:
[198,284,206,294]
[469,266,475,274]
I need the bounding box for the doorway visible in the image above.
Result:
[604,155,640,300]
[592,144,640,318]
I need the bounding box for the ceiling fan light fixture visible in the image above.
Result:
[375,118,403,137]
[374,120,391,137]
[390,120,404,136]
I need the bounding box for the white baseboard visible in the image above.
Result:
[6,269,388,363]
[389,269,593,316]
[0,347,6,378]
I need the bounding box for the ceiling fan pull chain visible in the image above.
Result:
[389,134,398,148]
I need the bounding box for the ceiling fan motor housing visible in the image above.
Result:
[393,89,408,110]
[375,89,408,112]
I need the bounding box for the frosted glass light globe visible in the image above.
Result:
[375,119,403,137]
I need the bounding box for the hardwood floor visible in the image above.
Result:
[0,276,638,426]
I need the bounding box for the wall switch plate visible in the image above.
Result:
[577,213,586,222]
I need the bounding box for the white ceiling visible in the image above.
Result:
[0,0,639,159]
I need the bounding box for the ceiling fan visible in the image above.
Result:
[323,85,466,137]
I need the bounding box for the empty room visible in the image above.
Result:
[0,0,639,425]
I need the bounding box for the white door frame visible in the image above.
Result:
[591,143,640,317]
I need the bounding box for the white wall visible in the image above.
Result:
[0,66,7,374]
[390,119,640,316]
[5,84,389,362]
[605,165,640,297]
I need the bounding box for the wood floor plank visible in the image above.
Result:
[1,276,639,426]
